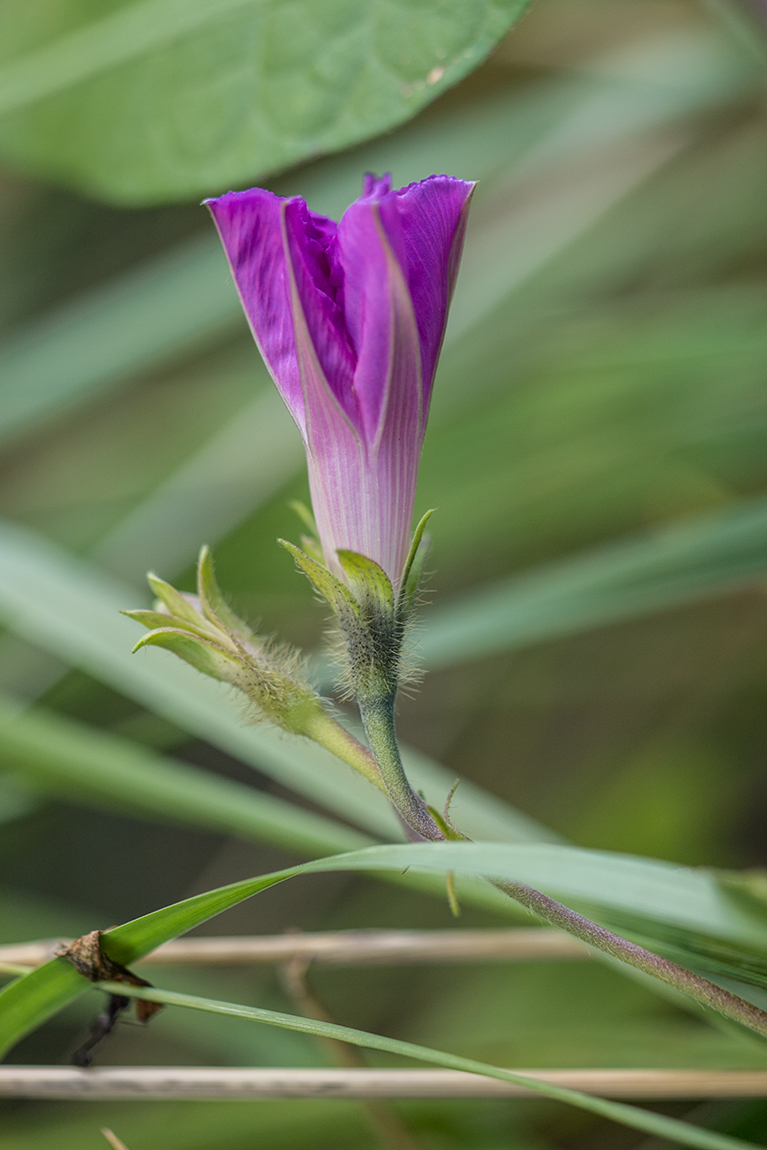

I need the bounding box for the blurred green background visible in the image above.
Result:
[5,0,767,1146]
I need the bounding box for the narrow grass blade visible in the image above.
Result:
[74,981,767,1150]
[0,235,238,448]
[6,840,767,1058]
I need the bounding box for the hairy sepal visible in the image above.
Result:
[398,509,435,616]
[126,548,322,735]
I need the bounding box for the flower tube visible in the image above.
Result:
[206,173,474,587]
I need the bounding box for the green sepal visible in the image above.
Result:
[289,500,319,538]
[288,503,324,563]
[146,573,202,627]
[120,608,218,643]
[398,509,436,615]
[196,545,255,642]
[279,539,363,623]
[336,550,395,613]
[131,628,241,681]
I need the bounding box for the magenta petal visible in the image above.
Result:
[281,199,357,423]
[206,188,307,435]
[335,194,420,448]
[206,173,474,586]
[387,175,475,404]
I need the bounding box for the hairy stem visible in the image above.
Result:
[303,708,387,793]
[358,697,445,841]
[490,878,767,1038]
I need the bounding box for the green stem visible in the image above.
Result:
[357,697,444,841]
[302,708,388,794]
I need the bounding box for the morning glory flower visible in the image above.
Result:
[206,173,474,587]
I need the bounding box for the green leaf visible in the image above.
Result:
[7,839,767,1150]
[5,839,767,1051]
[0,27,754,461]
[0,235,238,450]
[420,493,767,668]
[0,776,38,825]
[0,961,88,1057]
[93,387,304,584]
[86,981,767,1150]
[0,0,534,205]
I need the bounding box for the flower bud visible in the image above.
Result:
[123,547,323,737]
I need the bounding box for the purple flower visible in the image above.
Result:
[206,173,474,586]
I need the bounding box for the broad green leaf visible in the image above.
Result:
[420,493,767,668]
[0,0,533,205]
[0,694,370,857]
[6,840,767,1056]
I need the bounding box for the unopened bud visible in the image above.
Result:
[123,546,323,737]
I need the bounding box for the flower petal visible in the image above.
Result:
[206,188,356,438]
[281,198,357,424]
[206,188,306,434]
[387,175,475,404]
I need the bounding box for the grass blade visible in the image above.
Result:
[0,235,238,448]
[92,980,766,1150]
[5,840,767,1057]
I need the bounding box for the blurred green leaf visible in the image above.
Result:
[0,235,238,449]
[0,0,533,204]
[0,517,554,845]
[0,27,754,453]
[0,775,38,825]
[0,694,371,856]
[420,493,767,668]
